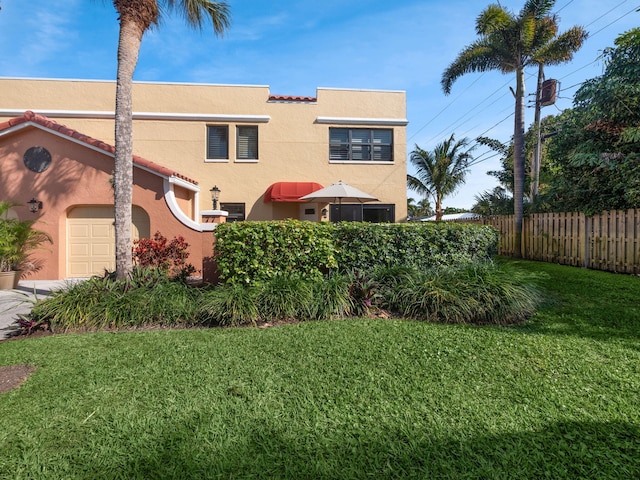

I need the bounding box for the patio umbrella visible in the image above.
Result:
[299,180,378,221]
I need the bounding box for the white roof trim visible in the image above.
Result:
[0,76,270,89]
[317,86,405,94]
[0,109,270,123]
[316,116,409,126]
[168,176,199,192]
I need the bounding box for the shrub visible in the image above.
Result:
[333,222,498,273]
[133,231,197,280]
[198,283,260,327]
[214,220,498,285]
[256,274,314,321]
[214,220,337,284]
[29,268,202,331]
[307,272,352,320]
[198,273,353,325]
[384,262,542,325]
[347,270,383,317]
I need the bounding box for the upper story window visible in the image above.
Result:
[237,126,258,161]
[207,126,229,160]
[330,128,393,162]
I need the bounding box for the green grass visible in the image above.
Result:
[1,260,639,479]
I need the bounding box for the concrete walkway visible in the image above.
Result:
[0,280,71,340]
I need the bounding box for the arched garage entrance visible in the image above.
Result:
[67,206,150,277]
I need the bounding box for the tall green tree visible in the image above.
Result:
[407,197,433,220]
[112,0,230,279]
[407,134,474,221]
[540,27,640,214]
[441,0,586,257]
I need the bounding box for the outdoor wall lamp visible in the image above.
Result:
[27,197,43,213]
[210,185,221,210]
[321,208,328,218]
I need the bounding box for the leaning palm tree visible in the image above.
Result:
[407,134,474,221]
[441,0,586,257]
[112,0,230,279]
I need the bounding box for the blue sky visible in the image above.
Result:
[1,0,638,209]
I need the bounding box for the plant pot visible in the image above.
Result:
[12,270,22,289]
[0,271,17,290]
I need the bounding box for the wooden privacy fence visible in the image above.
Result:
[479,210,640,274]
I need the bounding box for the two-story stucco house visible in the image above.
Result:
[0,77,408,280]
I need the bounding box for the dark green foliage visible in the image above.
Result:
[30,267,202,331]
[214,219,498,285]
[334,222,498,273]
[197,261,540,326]
[533,28,640,214]
[2,262,638,479]
[347,270,382,317]
[214,220,337,284]
[198,273,353,325]
[382,262,542,324]
[307,272,352,320]
[257,274,313,321]
[407,134,475,219]
[198,283,260,327]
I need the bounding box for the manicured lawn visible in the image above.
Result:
[0,260,639,479]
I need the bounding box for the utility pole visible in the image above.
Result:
[531,64,544,201]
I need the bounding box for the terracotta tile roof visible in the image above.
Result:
[0,110,198,185]
[268,94,317,103]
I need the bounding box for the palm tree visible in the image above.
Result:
[112,0,230,279]
[407,197,433,220]
[407,134,474,221]
[441,0,586,257]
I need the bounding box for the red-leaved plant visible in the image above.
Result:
[132,231,197,280]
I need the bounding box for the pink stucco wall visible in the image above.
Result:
[0,126,210,280]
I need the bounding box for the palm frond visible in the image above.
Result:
[441,39,506,94]
[476,4,512,36]
[533,25,588,65]
[163,0,231,33]
[522,0,555,19]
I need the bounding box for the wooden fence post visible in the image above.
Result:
[583,215,590,269]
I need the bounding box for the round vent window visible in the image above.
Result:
[23,146,52,173]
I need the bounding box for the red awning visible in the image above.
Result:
[263,182,324,203]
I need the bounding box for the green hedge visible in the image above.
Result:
[214,220,337,284]
[214,220,498,284]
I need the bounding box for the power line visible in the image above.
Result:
[407,73,486,142]
[408,1,638,152]
[588,4,639,38]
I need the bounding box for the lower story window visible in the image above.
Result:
[220,203,245,222]
[329,204,395,223]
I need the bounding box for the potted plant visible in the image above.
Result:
[0,201,52,289]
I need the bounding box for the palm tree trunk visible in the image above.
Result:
[512,66,526,258]
[113,19,143,279]
[435,195,442,221]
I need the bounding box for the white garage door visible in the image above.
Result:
[67,206,150,277]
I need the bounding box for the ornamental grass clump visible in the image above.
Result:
[383,262,542,324]
[306,272,353,320]
[198,283,260,327]
[29,267,202,331]
[198,273,353,326]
